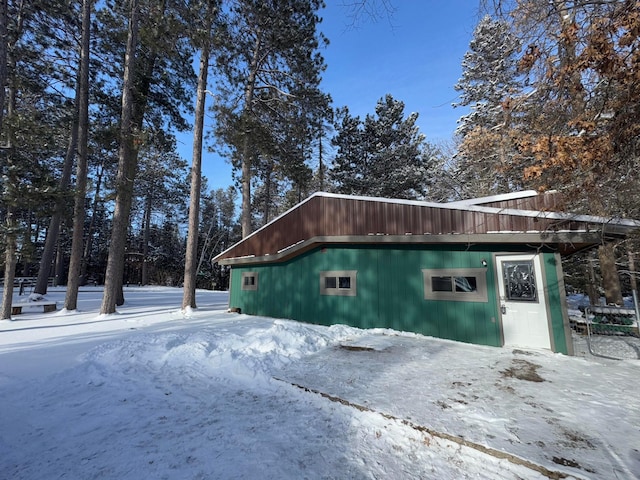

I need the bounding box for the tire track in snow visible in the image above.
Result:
[274,377,585,480]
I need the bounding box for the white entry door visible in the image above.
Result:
[496,254,551,350]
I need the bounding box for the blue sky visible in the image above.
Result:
[191,1,481,191]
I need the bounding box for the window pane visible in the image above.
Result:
[320,271,357,297]
[455,276,477,292]
[241,273,258,291]
[432,276,453,292]
[422,268,488,303]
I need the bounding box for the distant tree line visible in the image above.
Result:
[0,0,329,317]
[1,0,638,317]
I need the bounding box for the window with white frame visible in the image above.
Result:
[422,268,488,302]
[241,272,258,291]
[320,270,357,296]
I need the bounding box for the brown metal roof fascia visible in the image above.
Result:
[216,231,608,266]
[212,192,640,263]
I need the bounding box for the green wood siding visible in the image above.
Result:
[229,245,570,353]
[542,253,571,354]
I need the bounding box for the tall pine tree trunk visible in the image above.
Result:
[263,158,273,225]
[0,0,6,130]
[182,0,215,310]
[141,195,151,286]
[101,0,140,314]
[65,0,91,310]
[34,88,79,295]
[80,161,104,280]
[240,28,263,238]
[240,142,252,238]
[318,130,324,191]
[100,0,166,311]
[598,243,623,306]
[1,7,18,320]
[1,209,17,320]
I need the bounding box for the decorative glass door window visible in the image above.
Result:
[502,260,537,301]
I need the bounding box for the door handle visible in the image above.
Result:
[501,305,507,314]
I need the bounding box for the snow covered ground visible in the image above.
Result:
[0,286,638,479]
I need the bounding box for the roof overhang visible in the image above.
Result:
[217,231,607,266]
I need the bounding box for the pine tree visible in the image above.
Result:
[64,0,91,310]
[182,0,217,310]
[213,0,328,238]
[1,0,71,318]
[453,15,522,197]
[330,95,433,200]
[31,0,88,297]
[99,0,197,313]
[455,16,521,135]
[100,0,141,314]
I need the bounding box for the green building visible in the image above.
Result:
[214,192,639,354]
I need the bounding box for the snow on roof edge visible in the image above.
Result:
[445,190,543,207]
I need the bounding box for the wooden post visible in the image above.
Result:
[629,250,637,293]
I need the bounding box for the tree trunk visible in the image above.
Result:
[552,1,586,124]
[263,160,272,225]
[22,213,33,276]
[1,7,18,320]
[598,243,623,306]
[80,161,104,281]
[318,130,324,191]
[65,0,91,310]
[52,243,61,286]
[182,0,215,310]
[34,82,79,295]
[0,0,6,130]
[141,195,151,286]
[54,235,66,285]
[100,0,140,314]
[1,209,17,320]
[196,221,215,275]
[240,28,263,238]
[241,146,252,238]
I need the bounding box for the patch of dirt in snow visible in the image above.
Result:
[337,344,378,352]
[500,359,545,383]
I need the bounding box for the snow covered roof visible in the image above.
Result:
[214,191,640,264]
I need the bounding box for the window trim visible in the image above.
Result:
[320,270,357,297]
[241,271,258,291]
[422,268,488,303]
